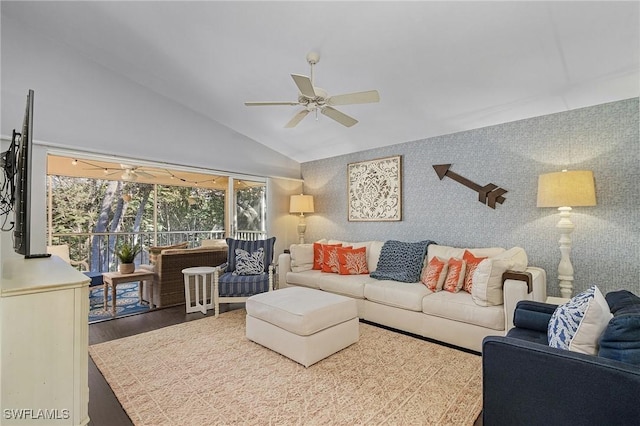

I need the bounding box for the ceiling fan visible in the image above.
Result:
[244,52,380,128]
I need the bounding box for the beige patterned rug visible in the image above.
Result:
[89,309,482,425]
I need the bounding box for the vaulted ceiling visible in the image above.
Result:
[2,1,638,163]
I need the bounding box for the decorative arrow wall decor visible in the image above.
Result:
[433,164,507,209]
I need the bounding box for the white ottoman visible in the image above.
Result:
[245,286,359,367]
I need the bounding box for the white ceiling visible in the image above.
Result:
[2,1,639,164]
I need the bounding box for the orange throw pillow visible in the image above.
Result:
[420,256,449,291]
[323,245,352,273]
[462,250,487,293]
[338,246,369,275]
[313,243,341,270]
[443,257,467,293]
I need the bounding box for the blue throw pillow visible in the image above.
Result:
[370,240,435,283]
[599,290,640,365]
[225,237,275,274]
[547,285,612,355]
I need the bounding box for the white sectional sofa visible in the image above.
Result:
[278,240,547,352]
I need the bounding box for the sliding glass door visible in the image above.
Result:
[229,177,267,240]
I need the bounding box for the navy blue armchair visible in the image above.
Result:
[482,298,640,426]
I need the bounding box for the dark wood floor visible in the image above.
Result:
[88,304,482,426]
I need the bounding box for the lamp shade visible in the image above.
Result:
[537,170,596,208]
[290,194,314,214]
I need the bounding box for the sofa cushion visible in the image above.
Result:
[548,285,612,355]
[599,290,640,366]
[285,270,323,289]
[422,291,505,331]
[367,241,384,272]
[420,256,448,291]
[443,257,466,293]
[289,243,314,273]
[318,273,373,299]
[605,289,640,314]
[337,246,369,275]
[427,245,504,263]
[225,237,276,274]
[370,240,435,283]
[364,279,432,311]
[471,247,528,307]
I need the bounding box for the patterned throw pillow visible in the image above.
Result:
[443,257,467,293]
[462,250,486,293]
[420,256,448,291]
[322,245,351,273]
[225,237,276,274]
[233,247,265,276]
[337,246,369,275]
[548,285,612,355]
[313,242,341,270]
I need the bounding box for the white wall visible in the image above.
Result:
[0,18,300,180]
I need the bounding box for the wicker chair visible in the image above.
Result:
[140,246,227,307]
[213,237,276,317]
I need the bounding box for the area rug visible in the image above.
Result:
[89,282,150,323]
[89,309,482,425]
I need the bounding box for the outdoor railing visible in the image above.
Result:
[50,230,266,273]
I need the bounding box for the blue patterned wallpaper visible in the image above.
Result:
[301,98,640,297]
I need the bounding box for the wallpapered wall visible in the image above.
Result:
[300,98,639,297]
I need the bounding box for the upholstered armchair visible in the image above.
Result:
[213,237,276,317]
[482,293,640,425]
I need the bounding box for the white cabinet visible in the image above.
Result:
[1,256,90,425]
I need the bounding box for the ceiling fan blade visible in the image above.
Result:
[327,90,380,106]
[245,101,300,106]
[321,106,358,127]
[291,74,316,98]
[284,109,310,128]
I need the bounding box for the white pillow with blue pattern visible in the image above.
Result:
[233,247,265,276]
[548,285,612,355]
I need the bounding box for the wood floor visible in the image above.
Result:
[88,304,482,426]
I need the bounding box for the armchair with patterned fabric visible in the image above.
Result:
[213,237,276,317]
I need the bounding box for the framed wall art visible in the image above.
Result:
[347,155,402,221]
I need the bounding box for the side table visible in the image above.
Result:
[546,296,570,305]
[182,266,216,314]
[102,270,155,316]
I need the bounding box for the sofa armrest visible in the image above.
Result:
[482,336,640,426]
[278,253,292,274]
[503,266,547,330]
[512,300,557,332]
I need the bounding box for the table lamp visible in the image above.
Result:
[290,194,314,244]
[537,170,596,298]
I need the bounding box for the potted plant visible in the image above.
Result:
[115,242,142,274]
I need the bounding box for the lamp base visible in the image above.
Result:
[297,214,307,244]
[556,206,575,298]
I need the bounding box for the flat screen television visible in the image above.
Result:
[13,89,34,256]
[0,89,47,258]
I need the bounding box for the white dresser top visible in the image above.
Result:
[1,255,89,297]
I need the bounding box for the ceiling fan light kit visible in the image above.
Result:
[245,52,380,128]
